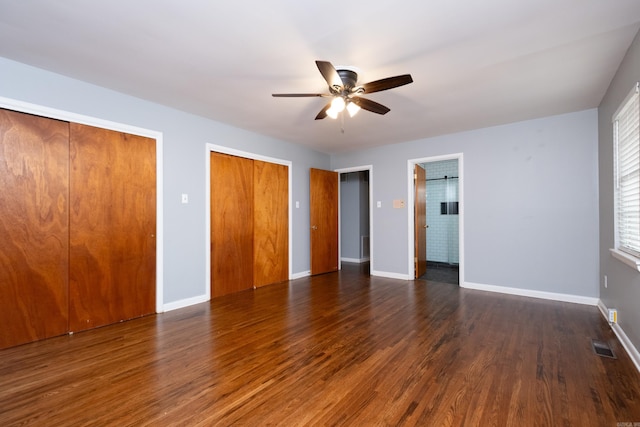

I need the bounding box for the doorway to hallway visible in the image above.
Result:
[337,166,372,274]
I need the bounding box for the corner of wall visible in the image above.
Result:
[597,299,640,374]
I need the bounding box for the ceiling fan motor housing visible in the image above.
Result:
[336,69,358,91]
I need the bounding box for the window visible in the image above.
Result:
[613,82,640,263]
[440,201,459,215]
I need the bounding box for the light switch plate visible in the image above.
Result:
[181,193,188,204]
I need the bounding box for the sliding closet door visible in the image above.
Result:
[69,124,156,332]
[210,152,254,297]
[0,109,69,349]
[253,160,288,287]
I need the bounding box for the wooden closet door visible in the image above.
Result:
[210,152,254,297]
[414,164,427,278]
[0,109,69,349]
[254,160,288,287]
[309,168,339,275]
[69,123,156,332]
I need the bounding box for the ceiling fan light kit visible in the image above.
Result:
[327,97,346,119]
[272,60,413,120]
[346,101,361,117]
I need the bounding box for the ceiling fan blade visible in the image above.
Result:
[360,74,413,94]
[272,93,326,97]
[316,60,344,93]
[315,102,332,120]
[351,97,391,115]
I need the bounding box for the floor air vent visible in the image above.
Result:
[592,339,616,359]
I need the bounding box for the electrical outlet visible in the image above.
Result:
[608,309,617,323]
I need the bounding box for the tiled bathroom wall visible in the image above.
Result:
[424,160,459,264]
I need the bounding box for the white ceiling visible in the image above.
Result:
[1,1,640,154]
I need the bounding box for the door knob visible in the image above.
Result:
[424,225,428,228]
[311,225,318,230]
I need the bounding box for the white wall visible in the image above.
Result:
[359,173,370,254]
[598,29,640,356]
[332,109,599,298]
[0,57,330,309]
[340,175,361,260]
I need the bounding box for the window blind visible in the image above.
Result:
[614,83,640,257]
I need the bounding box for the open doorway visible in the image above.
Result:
[408,154,463,285]
[337,166,372,274]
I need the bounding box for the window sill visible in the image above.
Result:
[610,248,640,272]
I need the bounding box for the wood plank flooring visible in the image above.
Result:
[1,263,639,426]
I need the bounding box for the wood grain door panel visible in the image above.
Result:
[415,164,427,278]
[254,160,288,287]
[210,152,254,297]
[0,109,70,349]
[69,123,156,332]
[310,168,338,275]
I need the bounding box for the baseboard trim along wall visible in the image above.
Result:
[371,270,412,280]
[598,300,640,373]
[341,257,371,264]
[163,294,210,312]
[461,281,599,306]
[291,271,311,280]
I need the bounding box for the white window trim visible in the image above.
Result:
[610,248,640,272]
[611,82,640,272]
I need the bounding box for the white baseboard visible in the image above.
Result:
[291,270,311,280]
[163,270,311,311]
[371,270,412,280]
[597,299,609,319]
[461,281,599,306]
[341,257,370,264]
[598,300,640,373]
[162,294,209,312]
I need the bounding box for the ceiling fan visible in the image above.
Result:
[272,60,413,120]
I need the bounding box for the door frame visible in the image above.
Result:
[407,154,464,282]
[0,96,165,313]
[335,165,374,273]
[206,144,292,301]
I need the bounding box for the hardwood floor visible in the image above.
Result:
[1,264,639,426]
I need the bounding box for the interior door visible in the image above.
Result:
[69,123,156,332]
[310,168,339,275]
[254,160,288,287]
[0,109,70,349]
[414,164,427,278]
[210,152,254,297]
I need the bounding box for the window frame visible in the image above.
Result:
[611,82,640,271]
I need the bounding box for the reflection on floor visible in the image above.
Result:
[419,261,459,285]
[341,261,458,285]
[341,261,370,276]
